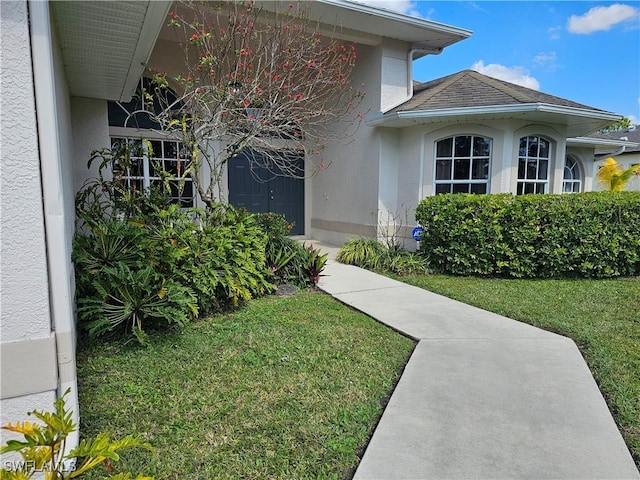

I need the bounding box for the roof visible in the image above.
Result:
[367,70,621,137]
[397,70,603,112]
[591,127,640,154]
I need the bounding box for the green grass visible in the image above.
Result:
[77,290,414,479]
[392,273,640,468]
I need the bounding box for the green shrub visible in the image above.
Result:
[252,212,328,287]
[337,238,428,276]
[415,192,640,278]
[336,239,386,270]
[74,149,275,343]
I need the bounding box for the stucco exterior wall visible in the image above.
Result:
[72,98,111,193]
[380,39,409,112]
[310,43,383,245]
[0,0,57,445]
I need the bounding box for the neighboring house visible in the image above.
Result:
[0,0,632,452]
[592,127,640,191]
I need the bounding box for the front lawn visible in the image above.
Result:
[77,290,414,479]
[393,273,640,468]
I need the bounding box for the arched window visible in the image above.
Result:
[563,156,582,193]
[434,135,492,194]
[517,136,550,194]
[108,78,194,207]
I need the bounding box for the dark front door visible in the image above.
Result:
[228,150,305,235]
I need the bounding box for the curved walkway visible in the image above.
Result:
[310,241,639,480]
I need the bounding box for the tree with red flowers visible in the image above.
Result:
[151,0,365,207]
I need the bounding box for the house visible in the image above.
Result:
[592,127,640,191]
[0,0,631,453]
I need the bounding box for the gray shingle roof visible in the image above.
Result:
[593,127,640,153]
[393,70,608,113]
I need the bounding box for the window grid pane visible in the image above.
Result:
[435,135,492,195]
[517,136,550,195]
[111,136,194,208]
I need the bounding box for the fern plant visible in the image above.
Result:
[1,390,152,479]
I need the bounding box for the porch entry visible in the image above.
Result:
[228,149,305,235]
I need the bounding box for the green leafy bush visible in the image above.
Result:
[74,149,274,343]
[337,238,428,275]
[415,192,640,278]
[252,212,328,287]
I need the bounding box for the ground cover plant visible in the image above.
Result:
[391,273,640,468]
[77,291,414,479]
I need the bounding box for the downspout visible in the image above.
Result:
[381,47,442,114]
[28,0,79,462]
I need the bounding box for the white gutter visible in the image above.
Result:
[29,0,79,461]
[381,48,442,114]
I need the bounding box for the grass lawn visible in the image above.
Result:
[77,290,414,479]
[392,273,640,468]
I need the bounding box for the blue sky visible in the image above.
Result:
[356,1,640,125]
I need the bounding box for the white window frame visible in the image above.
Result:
[562,156,582,193]
[517,136,551,195]
[434,135,492,195]
[109,128,195,208]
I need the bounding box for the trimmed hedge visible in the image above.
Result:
[415,192,640,278]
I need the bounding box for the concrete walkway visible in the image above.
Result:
[309,241,639,480]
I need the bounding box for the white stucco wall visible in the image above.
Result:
[0,0,52,342]
[380,39,409,112]
[72,98,110,195]
[0,0,57,446]
[310,43,384,245]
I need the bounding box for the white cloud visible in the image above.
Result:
[548,25,562,40]
[628,115,639,126]
[568,4,639,34]
[471,61,540,90]
[534,51,557,66]
[349,0,423,18]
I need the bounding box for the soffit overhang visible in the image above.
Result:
[254,0,471,54]
[50,1,171,102]
[367,103,622,138]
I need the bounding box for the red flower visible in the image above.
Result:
[169,11,177,19]
[191,34,200,41]
[244,99,251,107]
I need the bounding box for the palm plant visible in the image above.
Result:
[596,157,640,191]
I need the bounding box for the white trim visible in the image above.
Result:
[29,0,79,451]
[120,1,173,102]
[316,0,472,39]
[367,103,621,127]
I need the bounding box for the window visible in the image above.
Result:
[434,135,491,194]
[563,156,582,193]
[110,136,194,208]
[517,136,550,194]
[108,78,194,207]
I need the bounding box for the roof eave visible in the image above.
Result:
[568,137,639,148]
[367,103,621,136]
[311,0,472,49]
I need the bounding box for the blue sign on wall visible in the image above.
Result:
[411,226,424,242]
